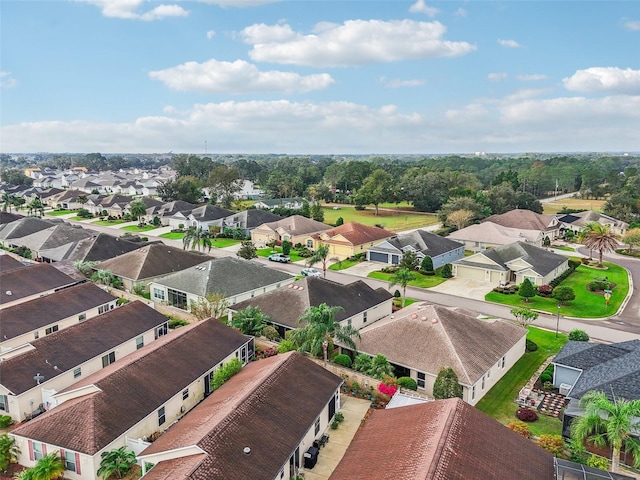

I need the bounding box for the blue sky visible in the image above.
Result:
[1,0,639,154]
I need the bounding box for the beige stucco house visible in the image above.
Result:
[307,222,393,260]
[251,215,331,247]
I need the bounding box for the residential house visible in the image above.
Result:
[0,253,27,273]
[149,257,294,310]
[149,200,199,226]
[0,263,80,309]
[137,351,342,480]
[558,210,629,236]
[0,211,25,225]
[368,229,465,268]
[228,276,393,337]
[212,209,283,237]
[70,177,103,194]
[45,189,89,210]
[447,222,544,252]
[93,243,213,292]
[167,205,233,231]
[61,233,151,263]
[9,320,253,480]
[251,215,332,247]
[483,209,561,241]
[13,223,96,263]
[330,398,554,480]
[0,217,60,248]
[452,241,569,286]
[0,283,117,351]
[235,179,264,200]
[0,301,167,423]
[254,197,305,210]
[91,194,133,216]
[308,222,393,260]
[339,302,527,405]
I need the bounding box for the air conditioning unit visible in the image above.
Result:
[559,383,572,396]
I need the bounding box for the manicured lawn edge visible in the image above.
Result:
[122,224,156,232]
[367,270,448,288]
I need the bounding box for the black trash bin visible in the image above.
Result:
[303,446,319,469]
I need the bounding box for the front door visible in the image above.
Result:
[328,396,336,422]
[204,371,213,397]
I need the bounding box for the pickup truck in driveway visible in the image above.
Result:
[268,253,291,263]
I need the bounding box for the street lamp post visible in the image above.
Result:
[556,304,561,338]
[322,340,328,367]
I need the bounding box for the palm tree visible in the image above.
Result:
[289,303,360,356]
[128,199,147,226]
[201,229,212,253]
[389,268,417,308]
[571,390,640,472]
[91,269,115,286]
[306,245,336,279]
[367,354,395,380]
[97,446,137,480]
[581,222,619,267]
[230,306,270,336]
[30,452,65,480]
[183,226,203,251]
[27,198,44,217]
[1,193,15,212]
[0,434,19,473]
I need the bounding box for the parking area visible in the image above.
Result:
[429,277,496,300]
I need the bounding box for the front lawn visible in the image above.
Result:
[45,209,76,216]
[93,219,128,226]
[160,232,184,240]
[256,247,305,263]
[121,224,156,233]
[368,270,448,288]
[329,258,362,271]
[485,262,628,318]
[476,326,567,437]
[210,238,242,248]
[551,245,575,252]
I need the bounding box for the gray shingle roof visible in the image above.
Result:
[478,241,566,276]
[385,229,463,257]
[0,263,79,305]
[0,217,58,241]
[153,257,293,298]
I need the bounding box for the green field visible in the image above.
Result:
[321,206,438,232]
[485,262,628,318]
[542,197,606,215]
[368,270,448,288]
[476,327,567,437]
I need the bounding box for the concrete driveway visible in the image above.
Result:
[429,277,496,301]
[339,261,384,278]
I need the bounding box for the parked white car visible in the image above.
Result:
[301,267,322,277]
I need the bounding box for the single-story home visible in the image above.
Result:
[558,210,628,236]
[166,205,233,231]
[137,351,342,480]
[254,197,305,210]
[452,241,569,286]
[483,209,561,241]
[368,229,465,268]
[149,257,294,310]
[228,276,393,337]
[338,302,527,406]
[9,320,253,480]
[447,222,544,252]
[308,222,393,260]
[330,398,554,480]
[0,263,80,310]
[251,215,332,247]
[11,223,96,263]
[210,209,283,237]
[0,282,117,351]
[0,301,167,423]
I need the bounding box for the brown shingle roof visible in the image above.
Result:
[0,254,26,273]
[230,276,392,329]
[258,215,331,236]
[0,301,167,395]
[483,209,557,232]
[312,221,393,246]
[94,243,213,281]
[139,351,342,480]
[10,320,251,455]
[1,283,116,341]
[330,398,553,480]
[350,303,526,385]
[0,263,78,306]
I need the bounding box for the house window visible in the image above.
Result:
[471,385,476,400]
[306,240,313,248]
[363,311,368,323]
[158,407,166,426]
[182,389,189,400]
[487,368,491,378]
[167,289,187,310]
[524,276,536,285]
[45,325,59,335]
[73,367,81,378]
[280,468,285,479]
[314,417,320,435]
[32,442,43,461]
[0,395,8,412]
[34,331,39,340]
[481,376,485,390]
[136,336,144,350]
[102,351,116,368]
[155,323,168,339]
[347,319,352,327]
[98,303,109,314]
[64,451,77,472]
[417,372,425,389]
[500,356,506,369]
[78,313,86,322]
[152,288,165,301]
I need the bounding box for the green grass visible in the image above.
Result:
[321,206,438,232]
[256,247,305,262]
[476,326,567,437]
[45,209,76,216]
[329,258,362,271]
[485,262,628,318]
[160,232,184,240]
[551,245,575,252]
[367,270,448,288]
[122,224,156,232]
[93,219,128,226]
[210,238,242,248]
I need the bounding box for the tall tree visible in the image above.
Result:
[582,222,619,267]
[231,306,270,336]
[622,228,640,253]
[518,278,536,303]
[571,390,640,473]
[157,176,203,203]
[306,244,335,279]
[208,165,242,208]
[447,209,475,231]
[289,303,360,356]
[354,169,393,215]
[389,268,417,308]
[128,199,147,225]
[236,240,257,260]
[510,307,539,327]
[433,367,463,399]
[0,434,19,474]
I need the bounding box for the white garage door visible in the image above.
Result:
[455,266,486,281]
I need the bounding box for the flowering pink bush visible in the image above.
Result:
[378,383,397,396]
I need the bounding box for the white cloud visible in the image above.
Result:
[409,0,439,18]
[488,72,508,82]
[563,67,640,94]
[195,0,279,6]
[77,0,188,21]
[516,74,547,81]
[454,8,467,17]
[623,20,640,31]
[503,88,549,102]
[242,20,476,67]
[498,39,522,48]
[206,30,216,39]
[0,71,17,88]
[380,77,426,88]
[149,59,334,94]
